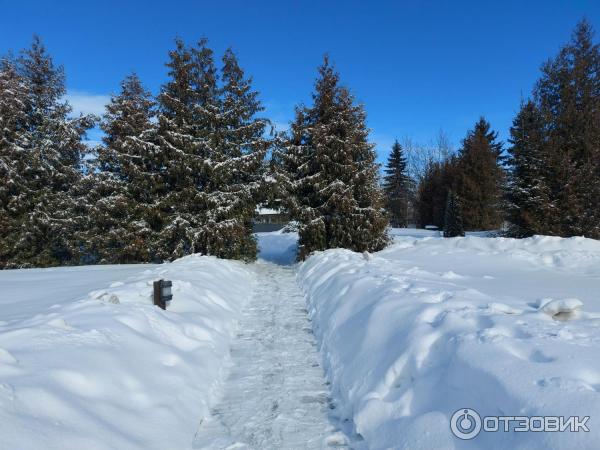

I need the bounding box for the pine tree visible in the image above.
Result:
[454,117,504,231]
[80,73,160,263]
[281,57,388,259]
[505,100,551,237]
[443,190,465,237]
[382,140,410,227]
[532,19,600,239]
[197,48,268,260]
[5,37,94,267]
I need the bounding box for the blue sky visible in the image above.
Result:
[1,0,599,161]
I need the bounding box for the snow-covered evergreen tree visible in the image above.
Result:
[155,38,215,260]
[80,73,160,263]
[532,20,600,239]
[382,140,410,227]
[0,59,30,268]
[280,57,388,259]
[196,48,268,260]
[505,100,551,237]
[3,37,94,267]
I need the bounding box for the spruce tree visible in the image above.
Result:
[505,100,551,237]
[382,140,410,227]
[281,57,388,259]
[454,117,504,231]
[0,59,30,268]
[80,73,160,263]
[197,48,268,260]
[155,38,215,260]
[443,190,465,237]
[5,37,94,267]
[531,19,600,238]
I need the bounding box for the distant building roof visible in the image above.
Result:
[256,207,281,215]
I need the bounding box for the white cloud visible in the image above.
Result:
[65,90,111,116]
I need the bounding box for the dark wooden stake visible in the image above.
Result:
[153,280,165,310]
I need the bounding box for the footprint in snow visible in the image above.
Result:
[530,350,556,363]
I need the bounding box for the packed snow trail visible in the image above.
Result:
[193,259,356,449]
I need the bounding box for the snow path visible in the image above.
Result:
[193,260,356,449]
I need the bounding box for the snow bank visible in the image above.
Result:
[298,233,600,449]
[0,255,252,450]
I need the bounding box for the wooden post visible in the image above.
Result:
[153,280,165,310]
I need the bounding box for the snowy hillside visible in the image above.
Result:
[299,230,600,449]
[0,255,252,450]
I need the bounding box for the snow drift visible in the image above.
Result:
[298,231,600,449]
[0,255,252,450]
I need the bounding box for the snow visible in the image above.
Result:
[191,232,358,448]
[0,255,252,450]
[0,233,349,450]
[255,207,280,215]
[3,229,600,449]
[193,260,351,449]
[540,298,584,319]
[298,229,600,449]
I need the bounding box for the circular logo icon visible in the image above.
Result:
[450,408,482,440]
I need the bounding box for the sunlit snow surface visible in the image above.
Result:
[300,229,600,449]
[193,232,359,448]
[193,259,357,449]
[0,255,253,449]
[2,229,600,449]
[0,233,353,450]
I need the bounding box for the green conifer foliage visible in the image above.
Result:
[382,140,410,227]
[3,37,94,267]
[530,20,600,238]
[280,57,388,259]
[505,100,550,237]
[81,73,160,263]
[0,59,30,268]
[454,117,504,231]
[196,48,268,261]
[443,190,465,237]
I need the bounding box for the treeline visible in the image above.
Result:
[386,20,600,240]
[2,20,599,269]
[415,117,503,232]
[0,39,387,268]
[0,37,271,268]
